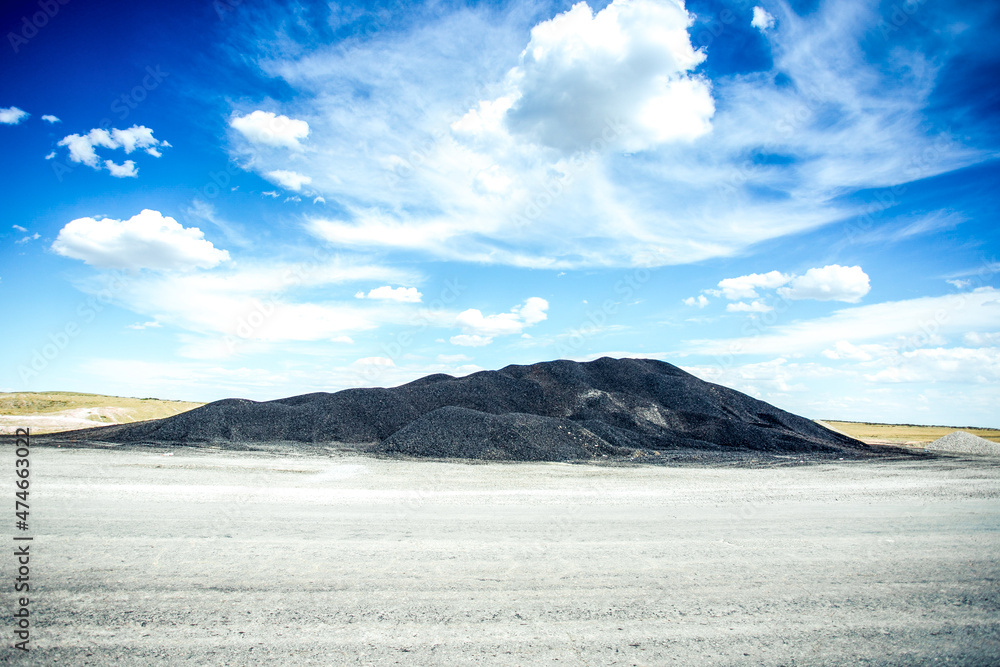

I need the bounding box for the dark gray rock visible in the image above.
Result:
[52,357,869,460]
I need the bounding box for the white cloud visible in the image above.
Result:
[51,209,231,271]
[41,114,60,123]
[313,196,326,204]
[44,151,56,160]
[686,288,1000,357]
[58,129,116,166]
[516,296,549,325]
[105,160,138,178]
[111,126,160,154]
[261,191,279,198]
[715,270,790,300]
[496,0,713,153]
[186,199,250,248]
[65,257,424,355]
[821,340,879,361]
[15,233,40,244]
[726,300,772,313]
[947,279,971,289]
[0,107,28,124]
[231,110,309,150]
[751,6,775,31]
[356,286,423,303]
[127,321,162,330]
[777,265,870,303]
[12,225,27,232]
[455,310,524,337]
[450,334,493,347]
[963,332,1000,346]
[56,125,167,176]
[863,347,1000,384]
[682,295,709,308]
[682,357,816,397]
[452,297,549,345]
[266,169,312,191]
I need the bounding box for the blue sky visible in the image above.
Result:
[1,0,998,426]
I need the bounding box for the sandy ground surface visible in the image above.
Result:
[1,445,998,665]
[0,409,138,436]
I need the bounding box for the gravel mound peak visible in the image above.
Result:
[925,431,1000,457]
[54,357,869,461]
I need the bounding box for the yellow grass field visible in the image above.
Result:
[0,392,204,435]
[818,420,1000,446]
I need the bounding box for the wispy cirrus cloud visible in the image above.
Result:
[222,0,985,270]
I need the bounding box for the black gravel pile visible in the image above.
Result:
[52,357,870,460]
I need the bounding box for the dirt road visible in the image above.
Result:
[2,446,998,665]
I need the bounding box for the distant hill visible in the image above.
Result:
[0,392,203,435]
[47,357,874,462]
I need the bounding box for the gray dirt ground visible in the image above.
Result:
[1,445,998,665]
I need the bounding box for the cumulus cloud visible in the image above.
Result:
[777,265,870,303]
[714,270,791,300]
[683,295,709,308]
[231,110,309,150]
[0,107,28,124]
[481,0,714,153]
[452,297,549,345]
[51,209,231,271]
[355,286,422,303]
[450,334,494,347]
[41,114,60,123]
[266,169,312,191]
[751,6,775,31]
[56,125,168,176]
[694,266,870,308]
[105,160,138,178]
